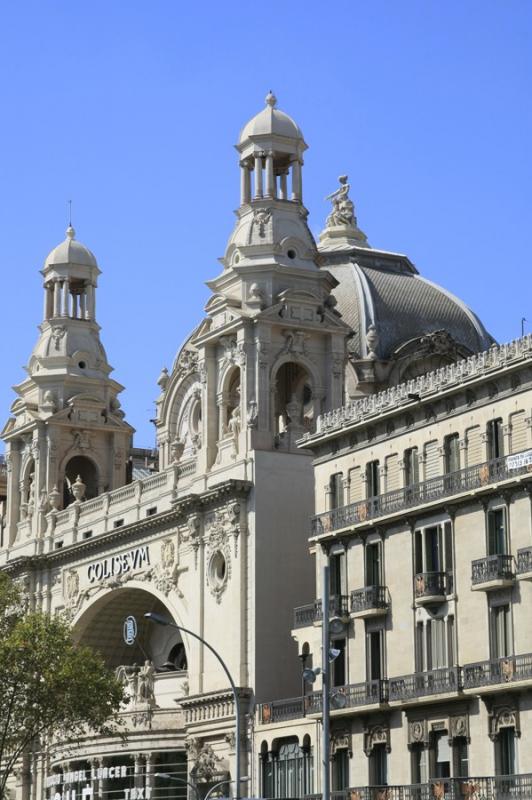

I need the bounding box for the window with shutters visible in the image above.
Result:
[465,426,481,466]
[415,615,455,671]
[444,433,460,474]
[487,418,504,460]
[365,541,383,586]
[404,447,420,486]
[332,748,350,791]
[366,460,380,498]
[496,727,516,776]
[369,744,388,786]
[329,472,344,509]
[490,603,512,659]
[414,521,453,578]
[487,506,508,555]
[510,410,527,453]
[385,453,400,491]
[329,551,346,596]
[348,466,363,503]
[366,624,385,680]
[423,440,439,479]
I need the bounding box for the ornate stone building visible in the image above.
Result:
[0,94,498,800]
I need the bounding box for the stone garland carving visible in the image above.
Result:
[489,704,520,741]
[182,514,202,567]
[363,724,390,756]
[250,207,272,239]
[330,732,352,757]
[220,336,246,369]
[185,738,221,783]
[281,329,308,358]
[408,720,429,748]
[51,326,66,350]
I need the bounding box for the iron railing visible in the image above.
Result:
[306,679,388,713]
[311,449,532,537]
[516,545,532,575]
[414,571,452,600]
[350,585,390,614]
[257,695,309,724]
[293,594,349,629]
[306,774,532,799]
[471,554,515,586]
[463,652,532,689]
[388,666,460,701]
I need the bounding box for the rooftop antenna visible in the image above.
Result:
[68,199,72,227]
[522,317,527,337]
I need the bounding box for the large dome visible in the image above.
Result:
[238,92,304,144]
[44,226,98,269]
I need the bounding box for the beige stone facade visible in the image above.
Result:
[0,94,511,800]
[257,337,532,798]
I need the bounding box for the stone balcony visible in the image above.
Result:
[471,554,516,591]
[311,448,532,540]
[517,545,532,579]
[350,585,390,618]
[293,594,350,629]
[414,571,453,605]
[306,774,532,800]
[463,651,532,692]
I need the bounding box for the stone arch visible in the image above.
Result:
[72,584,188,673]
[62,454,99,508]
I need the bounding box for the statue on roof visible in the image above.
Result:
[325,175,357,228]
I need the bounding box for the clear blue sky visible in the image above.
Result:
[1,1,531,446]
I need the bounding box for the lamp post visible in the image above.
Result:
[204,777,249,800]
[154,773,200,800]
[321,563,331,800]
[144,612,243,800]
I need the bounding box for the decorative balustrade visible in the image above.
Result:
[293,595,350,629]
[350,585,389,614]
[307,679,388,713]
[463,652,532,689]
[312,449,532,537]
[414,571,452,601]
[516,546,532,576]
[388,666,460,702]
[471,554,515,587]
[315,334,532,435]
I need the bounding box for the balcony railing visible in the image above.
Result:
[350,585,389,614]
[293,594,349,629]
[388,666,460,701]
[471,554,515,586]
[414,571,452,600]
[321,774,532,799]
[306,679,388,713]
[463,651,532,689]
[517,545,532,575]
[311,449,532,537]
[257,695,310,723]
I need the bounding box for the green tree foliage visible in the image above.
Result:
[0,572,126,795]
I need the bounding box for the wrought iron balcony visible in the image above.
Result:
[388,666,460,702]
[322,774,532,800]
[311,448,532,537]
[350,585,390,618]
[257,695,309,724]
[463,651,532,690]
[414,571,452,604]
[517,545,532,578]
[471,554,515,589]
[293,594,349,629]
[306,679,388,714]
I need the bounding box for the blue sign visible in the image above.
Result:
[123,615,137,646]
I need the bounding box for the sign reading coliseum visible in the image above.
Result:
[87,545,151,583]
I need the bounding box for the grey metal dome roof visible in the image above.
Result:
[323,249,494,360]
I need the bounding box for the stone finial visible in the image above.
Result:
[71,475,86,503]
[265,90,277,108]
[157,367,169,392]
[66,225,76,240]
[48,485,61,511]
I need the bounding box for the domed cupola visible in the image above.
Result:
[223,92,317,273]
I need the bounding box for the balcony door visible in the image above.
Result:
[490,603,512,660]
[414,522,453,577]
[366,541,382,586]
[487,507,508,556]
[329,551,346,598]
[366,625,385,681]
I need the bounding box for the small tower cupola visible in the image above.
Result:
[42,225,99,325]
[236,92,307,206]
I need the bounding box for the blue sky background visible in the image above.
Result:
[1,1,531,446]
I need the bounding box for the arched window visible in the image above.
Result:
[261,736,313,798]
[274,362,314,436]
[167,642,188,671]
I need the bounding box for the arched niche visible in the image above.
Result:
[218,365,241,440]
[73,586,187,672]
[19,456,35,521]
[272,360,316,436]
[63,455,99,508]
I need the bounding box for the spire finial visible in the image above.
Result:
[265,90,277,108]
[66,200,75,239]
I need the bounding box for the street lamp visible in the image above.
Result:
[144,612,243,800]
[154,773,200,800]
[204,777,249,800]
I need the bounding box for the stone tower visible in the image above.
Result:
[1,226,133,557]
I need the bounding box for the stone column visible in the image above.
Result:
[79,291,86,319]
[279,171,288,200]
[291,158,302,201]
[61,279,70,317]
[240,161,251,205]
[86,284,95,320]
[254,152,263,198]
[134,753,144,789]
[43,284,50,320]
[145,754,154,797]
[89,758,101,800]
[53,279,61,317]
[265,151,275,198]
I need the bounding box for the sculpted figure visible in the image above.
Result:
[325,175,356,228]
[137,659,155,704]
[228,405,241,453]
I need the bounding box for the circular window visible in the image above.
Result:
[209,550,227,588]
[234,252,240,264]
[287,249,296,259]
[190,399,202,435]
[78,361,86,369]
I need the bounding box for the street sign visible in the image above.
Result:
[123,615,137,646]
